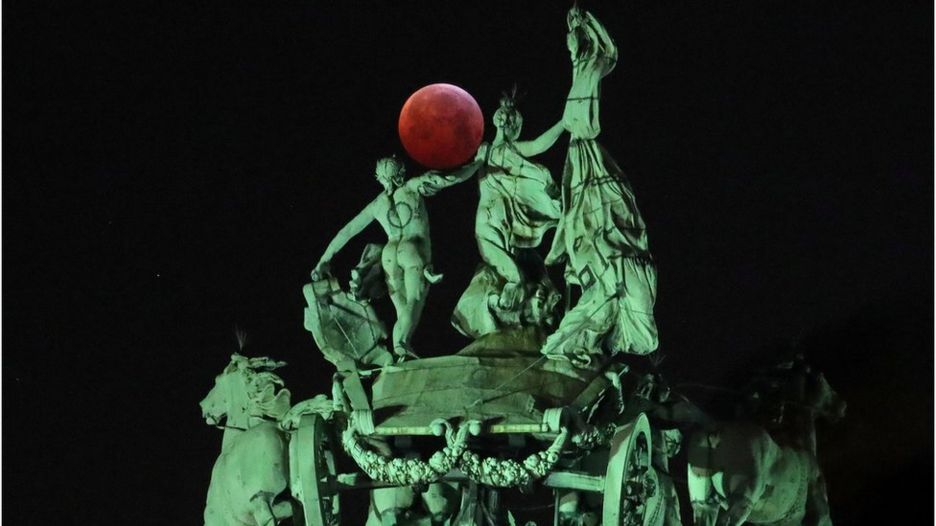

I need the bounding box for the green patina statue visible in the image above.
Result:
[200,352,298,526]
[452,90,564,339]
[542,6,658,365]
[203,7,844,526]
[313,156,481,359]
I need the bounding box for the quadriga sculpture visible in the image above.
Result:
[686,366,845,526]
[197,5,847,525]
[200,353,295,526]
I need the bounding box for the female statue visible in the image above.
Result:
[452,92,564,338]
[542,7,659,362]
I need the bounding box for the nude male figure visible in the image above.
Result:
[313,156,480,358]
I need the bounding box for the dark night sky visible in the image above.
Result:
[4,1,932,524]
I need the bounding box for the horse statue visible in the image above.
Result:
[200,352,296,526]
[686,363,846,526]
[735,356,847,458]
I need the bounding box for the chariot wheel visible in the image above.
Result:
[291,414,340,526]
[602,413,657,526]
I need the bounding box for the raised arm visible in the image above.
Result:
[582,11,617,73]
[408,159,483,196]
[514,119,566,158]
[314,198,378,273]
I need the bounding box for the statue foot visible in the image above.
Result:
[542,349,570,362]
[393,343,421,361]
[498,281,524,310]
[541,346,593,368]
[570,350,593,368]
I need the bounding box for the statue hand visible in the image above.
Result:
[418,172,443,196]
[312,260,331,281]
[567,5,585,28]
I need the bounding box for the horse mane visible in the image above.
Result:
[225,351,292,421]
[244,369,291,421]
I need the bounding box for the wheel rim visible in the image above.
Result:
[602,413,656,526]
[293,414,340,526]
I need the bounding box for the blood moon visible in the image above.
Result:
[398,83,484,170]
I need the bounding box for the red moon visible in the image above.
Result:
[398,83,484,169]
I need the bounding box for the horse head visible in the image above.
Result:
[805,370,847,424]
[200,353,292,429]
[738,356,846,426]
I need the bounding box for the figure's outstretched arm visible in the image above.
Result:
[315,198,377,272]
[514,119,566,158]
[408,160,483,196]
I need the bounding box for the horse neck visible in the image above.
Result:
[781,404,819,456]
[221,426,244,452]
[219,385,252,453]
[219,410,256,453]
[219,413,275,453]
[802,411,818,457]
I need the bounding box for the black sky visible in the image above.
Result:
[4,1,933,524]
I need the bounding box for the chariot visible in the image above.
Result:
[286,276,673,526]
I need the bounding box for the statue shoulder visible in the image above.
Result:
[371,192,390,207]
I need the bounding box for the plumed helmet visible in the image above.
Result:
[492,87,522,130]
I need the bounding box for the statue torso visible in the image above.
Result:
[563,56,610,139]
[373,187,429,241]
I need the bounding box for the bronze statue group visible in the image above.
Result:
[203,7,844,526]
[314,7,657,368]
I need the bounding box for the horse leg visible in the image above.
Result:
[364,493,382,526]
[716,472,761,526]
[367,486,416,526]
[555,490,582,525]
[203,488,226,526]
[203,504,225,526]
[421,482,461,524]
[687,468,719,525]
[658,472,682,526]
[805,472,834,526]
[249,492,279,526]
[270,499,297,524]
[691,502,719,526]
